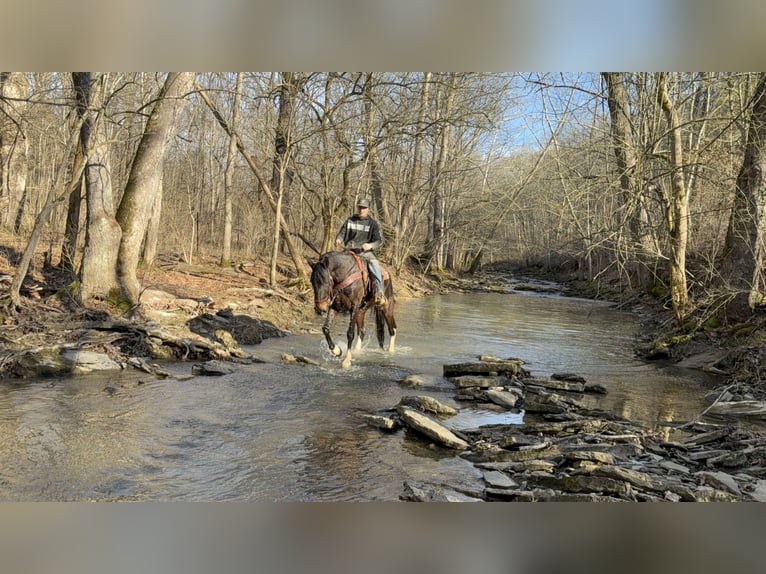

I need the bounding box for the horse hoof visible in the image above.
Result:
[341,358,352,369]
[332,346,342,357]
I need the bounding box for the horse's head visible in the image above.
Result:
[310,256,332,314]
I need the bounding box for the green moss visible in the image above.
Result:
[703,316,721,329]
[733,325,756,338]
[55,280,80,302]
[106,287,133,313]
[682,320,697,333]
[648,284,667,299]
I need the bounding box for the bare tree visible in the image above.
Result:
[76,73,123,303]
[656,73,690,320]
[7,112,85,307]
[602,72,661,287]
[269,72,300,286]
[427,73,458,270]
[0,72,29,232]
[220,72,242,268]
[721,72,766,318]
[115,72,195,306]
[195,80,310,284]
[389,72,431,272]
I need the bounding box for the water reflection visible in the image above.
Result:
[0,291,725,500]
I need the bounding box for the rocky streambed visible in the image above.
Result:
[363,357,766,502]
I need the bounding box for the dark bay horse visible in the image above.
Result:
[310,250,397,368]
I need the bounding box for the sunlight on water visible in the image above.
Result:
[0,291,725,501]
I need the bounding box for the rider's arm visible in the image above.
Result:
[362,219,382,252]
[334,219,349,247]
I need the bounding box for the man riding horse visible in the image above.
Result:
[334,197,386,307]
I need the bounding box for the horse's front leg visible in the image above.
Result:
[322,309,342,357]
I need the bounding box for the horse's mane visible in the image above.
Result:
[311,251,359,296]
[310,254,333,294]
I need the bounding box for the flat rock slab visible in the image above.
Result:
[401,481,483,502]
[443,360,527,378]
[62,350,121,373]
[449,375,511,389]
[397,406,468,450]
[483,388,522,409]
[675,350,728,370]
[398,395,457,416]
[191,360,235,376]
[482,470,519,489]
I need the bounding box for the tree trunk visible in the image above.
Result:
[115,72,195,306]
[0,72,29,231]
[141,174,162,266]
[270,73,298,227]
[429,73,457,270]
[657,73,690,320]
[60,168,83,272]
[220,72,242,268]
[60,73,92,274]
[76,73,123,303]
[602,72,661,288]
[721,73,766,318]
[393,72,431,272]
[269,72,299,284]
[362,74,388,223]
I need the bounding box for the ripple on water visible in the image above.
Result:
[0,291,731,500]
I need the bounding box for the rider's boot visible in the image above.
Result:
[374,284,386,307]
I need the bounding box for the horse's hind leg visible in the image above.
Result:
[384,303,397,353]
[386,314,397,353]
[382,278,397,352]
[375,301,397,353]
[353,311,366,351]
[341,314,358,368]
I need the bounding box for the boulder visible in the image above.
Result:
[62,350,122,374]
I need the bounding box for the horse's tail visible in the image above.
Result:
[375,305,385,348]
[374,275,394,348]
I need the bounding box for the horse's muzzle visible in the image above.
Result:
[315,300,329,314]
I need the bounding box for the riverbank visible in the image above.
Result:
[0,247,439,376]
[3,246,765,403]
[4,243,766,500]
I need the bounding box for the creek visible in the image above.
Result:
[0,290,723,501]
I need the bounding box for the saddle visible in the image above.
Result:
[345,250,388,299]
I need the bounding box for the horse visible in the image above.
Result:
[310,250,397,368]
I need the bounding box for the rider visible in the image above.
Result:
[334,197,386,307]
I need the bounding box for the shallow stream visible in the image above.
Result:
[0,291,723,500]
